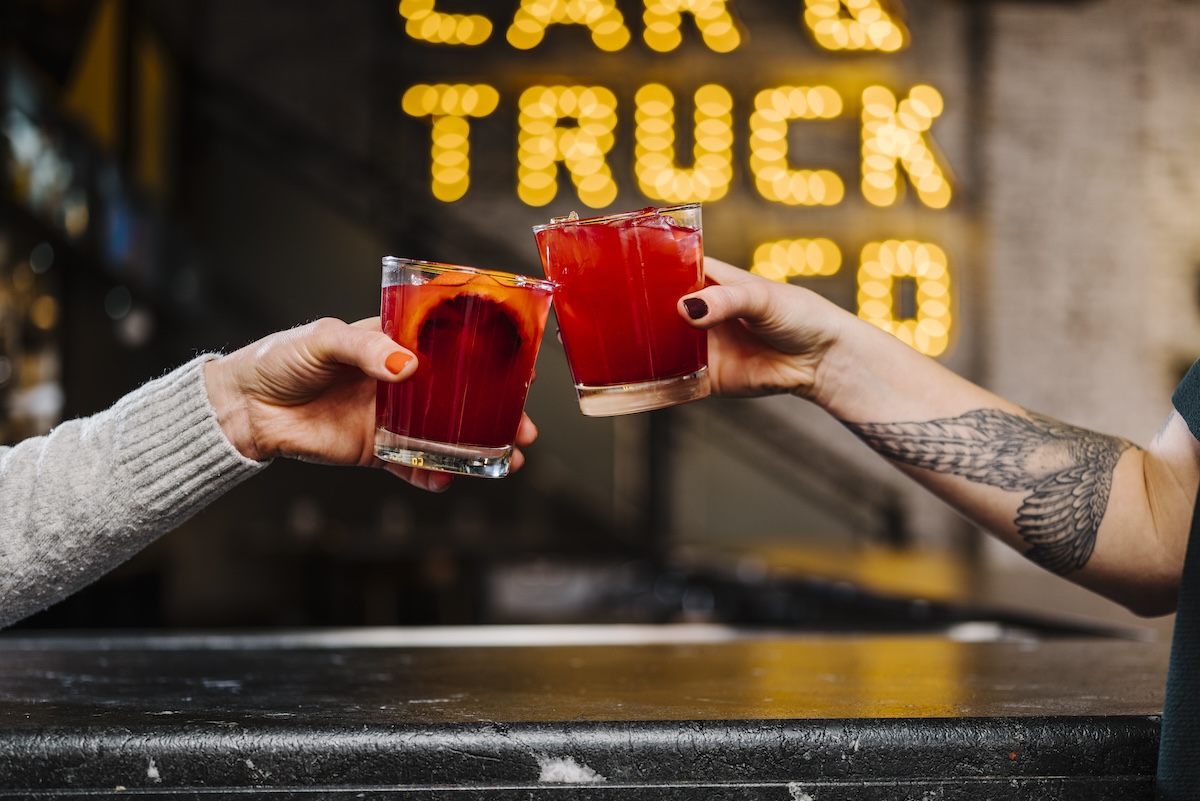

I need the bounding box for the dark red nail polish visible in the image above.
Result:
[683,298,708,319]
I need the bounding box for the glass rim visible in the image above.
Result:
[382,256,555,291]
[531,203,701,233]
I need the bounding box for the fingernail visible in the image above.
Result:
[385,352,413,374]
[683,298,708,320]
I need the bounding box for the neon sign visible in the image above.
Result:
[394,1,959,357]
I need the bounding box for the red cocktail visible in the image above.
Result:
[374,258,554,477]
[533,204,709,416]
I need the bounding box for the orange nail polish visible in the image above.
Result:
[385,352,413,374]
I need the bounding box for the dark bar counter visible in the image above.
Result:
[0,625,1169,799]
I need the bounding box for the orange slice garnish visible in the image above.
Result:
[428,271,474,287]
[398,273,543,353]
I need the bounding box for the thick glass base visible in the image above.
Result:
[575,367,711,417]
[374,428,512,478]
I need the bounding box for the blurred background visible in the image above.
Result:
[0,0,1192,634]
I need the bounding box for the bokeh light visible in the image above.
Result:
[518,85,619,208]
[507,0,631,52]
[634,83,733,203]
[398,0,493,46]
[857,239,952,356]
[750,85,844,206]
[751,238,842,280]
[804,0,907,53]
[644,0,741,53]
[861,84,952,209]
[402,84,500,202]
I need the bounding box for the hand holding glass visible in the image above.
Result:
[373,257,554,478]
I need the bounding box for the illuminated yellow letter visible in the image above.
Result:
[518,85,619,208]
[402,84,499,202]
[803,0,908,52]
[634,84,733,204]
[507,0,631,52]
[857,240,952,356]
[398,0,493,46]
[861,85,952,209]
[643,0,742,53]
[751,238,842,281]
[749,86,845,206]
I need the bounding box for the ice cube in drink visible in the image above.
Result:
[533,204,708,416]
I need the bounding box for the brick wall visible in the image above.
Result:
[986,0,1200,441]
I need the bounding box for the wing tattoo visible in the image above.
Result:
[844,410,1135,575]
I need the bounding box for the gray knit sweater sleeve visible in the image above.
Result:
[0,355,266,627]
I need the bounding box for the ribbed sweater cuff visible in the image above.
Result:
[112,355,266,528]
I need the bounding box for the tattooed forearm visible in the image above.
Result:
[843,409,1136,575]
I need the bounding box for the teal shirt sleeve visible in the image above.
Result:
[1161,358,1200,792]
[1173,360,1200,442]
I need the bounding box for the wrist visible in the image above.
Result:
[203,356,265,462]
[797,307,897,418]
[784,295,858,408]
[811,310,967,424]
